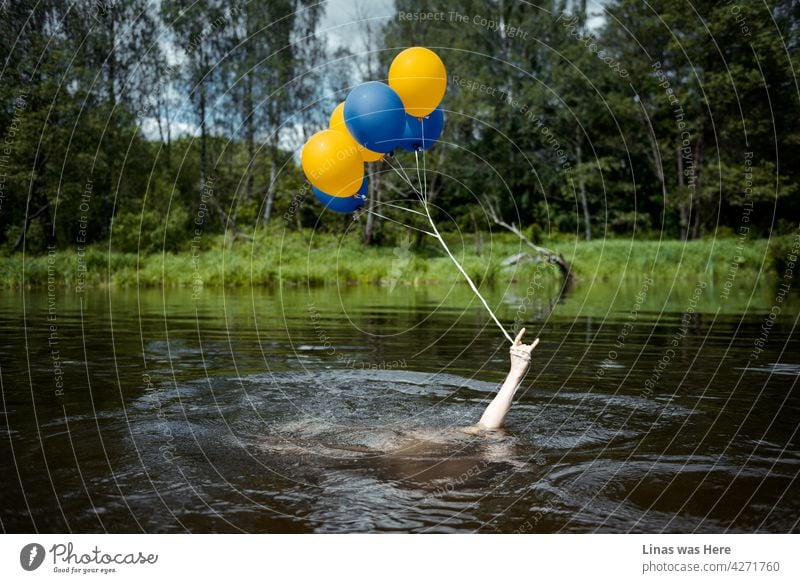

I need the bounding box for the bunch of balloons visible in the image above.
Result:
[301,47,447,213]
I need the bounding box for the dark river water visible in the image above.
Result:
[1,279,798,533]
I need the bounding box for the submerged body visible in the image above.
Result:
[258,329,541,489]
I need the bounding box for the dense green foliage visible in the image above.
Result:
[1,0,797,276]
[384,0,799,240]
[0,230,790,291]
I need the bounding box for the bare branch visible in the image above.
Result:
[486,197,575,283]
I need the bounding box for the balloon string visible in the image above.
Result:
[380,201,427,216]
[415,147,514,345]
[421,118,428,203]
[381,146,514,343]
[414,150,425,201]
[385,156,420,195]
[396,161,419,193]
[384,156,411,188]
[362,208,435,237]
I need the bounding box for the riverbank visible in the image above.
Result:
[0,231,788,290]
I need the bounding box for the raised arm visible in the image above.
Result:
[476,328,540,429]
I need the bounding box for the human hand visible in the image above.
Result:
[509,328,540,372]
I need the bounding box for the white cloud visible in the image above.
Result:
[138,117,199,141]
[587,0,609,30]
[319,0,395,52]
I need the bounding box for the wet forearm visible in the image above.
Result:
[478,365,529,429]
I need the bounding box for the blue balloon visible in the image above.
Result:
[312,176,368,213]
[343,82,406,153]
[399,106,445,152]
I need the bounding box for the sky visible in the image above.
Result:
[319,0,396,51]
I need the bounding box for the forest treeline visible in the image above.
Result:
[1,0,798,256]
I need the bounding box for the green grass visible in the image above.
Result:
[0,229,785,290]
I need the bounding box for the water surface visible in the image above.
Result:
[1,280,798,533]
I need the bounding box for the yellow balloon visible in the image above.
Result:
[359,148,384,162]
[301,129,364,197]
[329,103,384,162]
[388,47,446,118]
[328,102,348,132]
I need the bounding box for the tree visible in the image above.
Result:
[161,0,235,232]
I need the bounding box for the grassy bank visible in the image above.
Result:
[0,230,787,289]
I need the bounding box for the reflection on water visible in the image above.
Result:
[0,281,798,533]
